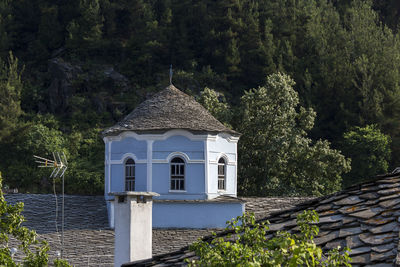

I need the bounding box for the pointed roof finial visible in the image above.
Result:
[169,64,173,85]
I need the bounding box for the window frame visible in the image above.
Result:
[217,157,226,191]
[170,157,186,191]
[125,158,135,191]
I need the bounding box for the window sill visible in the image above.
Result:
[169,190,187,193]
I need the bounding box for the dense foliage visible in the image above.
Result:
[188,211,351,266]
[341,125,391,187]
[0,0,399,195]
[201,73,351,196]
[237,73,350,196]
[0,172,71,266]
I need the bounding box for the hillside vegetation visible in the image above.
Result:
[0,0,398,195]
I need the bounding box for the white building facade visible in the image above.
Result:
[103,85,244,228]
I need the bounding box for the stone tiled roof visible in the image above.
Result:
[3,194,307,266]
[102,85,239,137]
[125,173,400,266]
[5,194,114,266]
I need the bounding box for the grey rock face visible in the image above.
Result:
[48,58,82,113]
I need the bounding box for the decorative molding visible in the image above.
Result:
[234,142,238,196]
[153,151,205,164]
[168,190,188,193]
[107,141,112,194]
[204,140,209,197]
[209,160,236,166]
[121,153,144,163]
[104,129,211,142]
[105,151,147,164]
[147,140,154,191]
[105,152,205,164]
[103,129,239,143]
[208,151,237,166]
[217,153,229,163]
[153,159,205,164]
[107,160,147,164]
[218,133,240,143]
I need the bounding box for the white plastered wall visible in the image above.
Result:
[206,134,238,199]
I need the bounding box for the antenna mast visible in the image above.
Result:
[34,152,68,259]
[169,64,173,85]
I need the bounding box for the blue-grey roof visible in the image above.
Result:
[103,85,239,137]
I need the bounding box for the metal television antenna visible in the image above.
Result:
[34,152,68,258]
[34,152,68,178]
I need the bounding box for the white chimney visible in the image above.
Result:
[111,191,159,267]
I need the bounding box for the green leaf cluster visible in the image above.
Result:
[188,210,351,266]
[341,125,391,187]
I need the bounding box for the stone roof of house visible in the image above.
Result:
[102,85,239,137]
[125,173,400,267]
[3,194,309,266]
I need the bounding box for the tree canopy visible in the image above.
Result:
[341,125,391,187]
[201,73,350,196]
[0,0,399,195]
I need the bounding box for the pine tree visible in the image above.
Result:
[0,0,13,58]
[238,73,350,196]
[67,0,104,49]
[0,52,23,142]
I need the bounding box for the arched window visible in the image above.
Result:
[125,158,135,191]
[218,158,226,190]
[170,157,185,191]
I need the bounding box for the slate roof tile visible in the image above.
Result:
[345,235,364,248]
[359,232,395,245]
[349,207,383,219]
[339,226,362,237]
[333,195,363,206]
[349,247,372,256]
[359,192,380,200]
[102,85,239,137]
[378,188,400,195]
[125,173,400,266]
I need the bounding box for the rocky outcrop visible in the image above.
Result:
[47,58,82,113]
[47,58,132,114]
[103,67,130,92]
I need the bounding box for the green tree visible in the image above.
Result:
[198,87,232,126]
[0,52,23,142]
[237,73,350,196]
[67,0,104,49]
[188,210,351,266]
[0,122,66,192]
[341,125,391,187]
[37,4,64,51]
[0,0,13,57]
